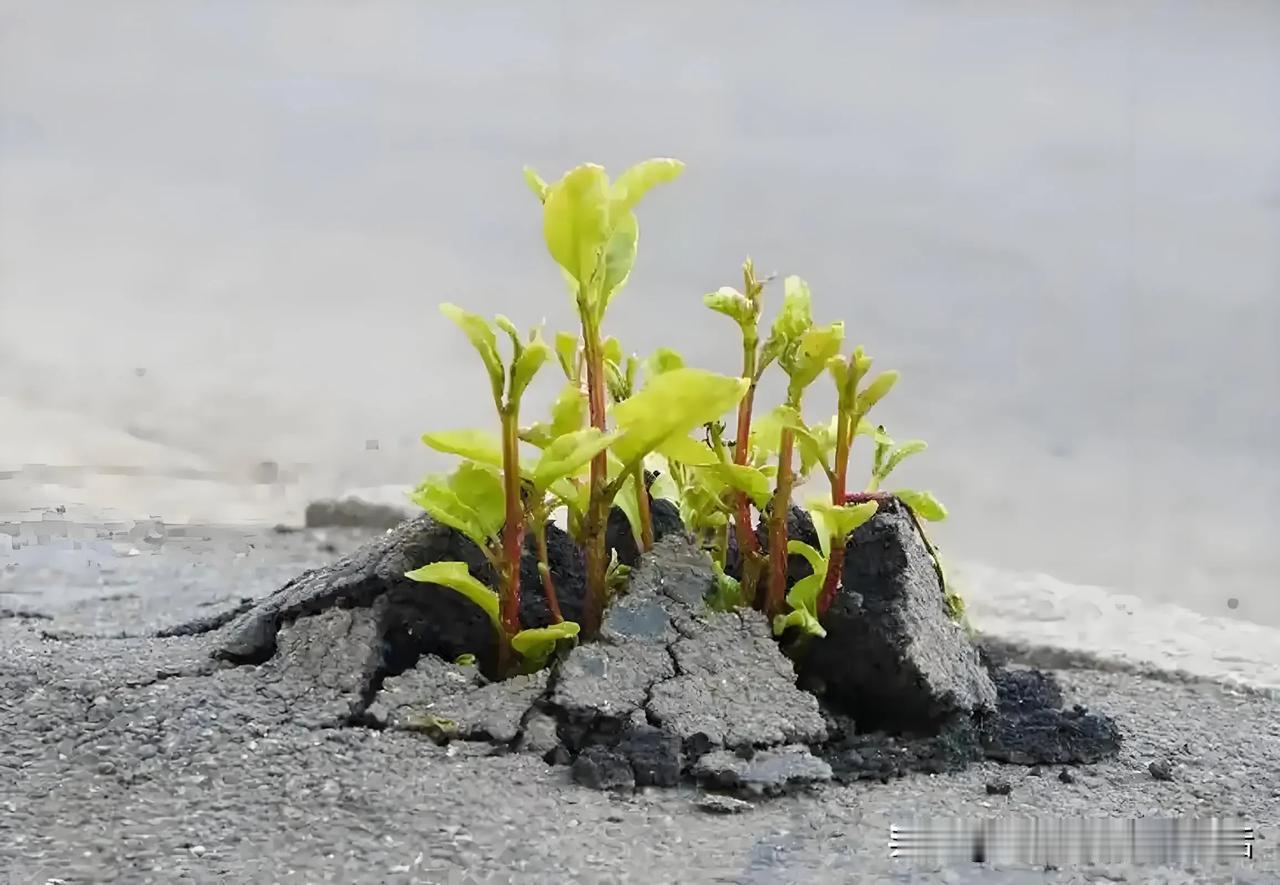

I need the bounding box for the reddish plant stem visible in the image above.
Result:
[580,313,610,636]
[764,427,795,618]
[733,347,763,608]
[499,410,525,670]
[817,415,852,616]
[843,490,890,505]
[534,522,564,623]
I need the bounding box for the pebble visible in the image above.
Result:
[696,794,754,814]
[985,780,1012,795]
[1148,759,1174,781]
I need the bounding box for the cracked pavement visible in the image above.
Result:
[1,524,1278,882]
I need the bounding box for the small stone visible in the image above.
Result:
[189,845,206,858]
[96,762,117,776]
[696,794,754,815]
[1148,759,1174,781]
[1058,768,1075,784]
[693,745,831,796]
[985,780,1012,795]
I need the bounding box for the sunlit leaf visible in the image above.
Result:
[643,346,685,379]
[421,429,505,469]
[614,471,644,545]
[512,620,581,669]
[785,322,845,397]
[409,477,491,549]
[522,166,549,203]
[494,315,522,354]
[550,383,586,436]
[712,463,773,509]
[657,433,718,466]
[856,370,899,413]
[786,540,827,578]
[554,331,580,380]
[760,275,813,369]
[533,428,618,490]
[601,209,638,305]
[446,462,506,540]
[883,440,927,478]
[811,500,880,543]
[896,489,948,521]
[609,368,748,471]
[542,164,611,287]
[772,572,827,638]
[749,405,805,459]
[611,157,685,212]
[440,303,504,400]
[510,330,550,404]
[708,560,744,611]
[703,286,754,329]
[404,561,499,631]
[649,470,679,503]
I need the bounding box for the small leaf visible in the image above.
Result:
[494,315,522,354]
[786,540,827,578]
[785,322,845,397]
[601,209,638,305]
[760,275,813,369]
[542,164,611,287]
[707,560,744,611]
[772,572,827,638]
[446,462,506,539]
[643,347,685,379]
[657,433,719,466]
[896,489,947,522]
[421,429,505,469]
[856,419,893,445]
[554,332,580,380]
[454,653,477,667]
[649,470,679,503]
[550,383,586,436]
[602,336,623,367]
[522,166,549,203]
[609,368,749,472]
[749,405,805,459]
[611,157,685,212]
[883,440,927,478]
[510,330,550,404]
[533,428,617,490]
[440,303,504,400]
[772,608,827,639]
[409,477,491,549]
[512,620,581,669]
[703,286,754,329]
[856,370,900,413]
[614,471,644,545]
[811,500,880,542]
[712,463,773,509]
[404,561,499,631]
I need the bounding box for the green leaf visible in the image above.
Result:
[712,463,773,509]
[446,462,506,539]
[785,322,845,397]
[550,383,586,436]
[602,336,624,367]
[657,433,719,466]
[772,572,827,638]
[533,428,617,490]
[703,286,755,329]
[410,477,491,548]
[649,470,679,503]
[811,500,880,542]
[611,158,685,212]
[609,368,749,472]
[512,620,581,669]
[786,540,827,578]
[510,330,550,405]
[856,419,892,445]
[494,315,522,354]
[601,209,638,305]
[794,417,837,476]
[749,405,805,460]
[772,606,827,639]
[554,332,580,380]
[896,489,948,522]
[421,429,505,469]
[883,440,927,478]
[440,303,504,401]
[454,653,477,667]
[856,370,899,413]
[522,166,549,203]
[707,560,744,611]
[404,561,499,631]
[542,164,611,288]
[614,471,644,545]
[644,347,685,380]
[760,275,813,368]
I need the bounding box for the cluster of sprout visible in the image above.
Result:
[406,158,949,677]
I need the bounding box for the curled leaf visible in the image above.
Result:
[512,620,581,670]
[703,286,755,329]
[522,167,549,203]
[404,561,499,631]
[611,158,685,212]
[609,368,749,472]
[533,428,618,490]
[409,477,491,549]
[440,303,504,401]
[895,489,948,522]
[856,370,900,413]
[421,429,505,469]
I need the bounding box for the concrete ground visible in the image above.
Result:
[1,524,1277,883]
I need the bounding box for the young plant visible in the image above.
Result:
[406,305,606,674]
[523,159,748,635]
[756,277,845,619]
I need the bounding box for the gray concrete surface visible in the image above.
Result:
[2,1,1278,632]
[1,524,1278,881]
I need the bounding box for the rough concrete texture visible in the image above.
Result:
[3,527,1278,881]
[982,666,1123,766]
[693,745,834,796]
[800,496,998,728]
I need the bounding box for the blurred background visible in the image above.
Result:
[2,2,1277,627]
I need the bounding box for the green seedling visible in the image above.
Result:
[407,305,601,674]
[754,276,845,619]
[524,159,748,634]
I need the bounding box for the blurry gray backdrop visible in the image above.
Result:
[2,2,1277,626]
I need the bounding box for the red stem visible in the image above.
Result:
[817,415,851,616]
[733,352,764,608]
[634,466,654,552]
[535,523,564,623]
[764,427,795,618]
